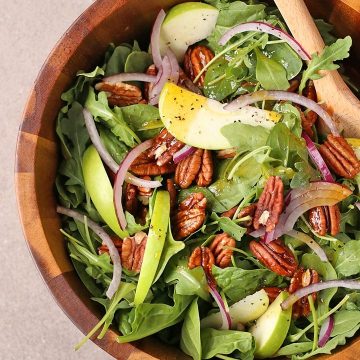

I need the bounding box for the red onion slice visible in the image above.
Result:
[318,315,334,347]
[149,56,172,105]
[57,206,122,299]
[355,202,360,211]
[302,132,334,182]
[208,286,232,330]
[219,21,311,61]
[166,49,180,84]
[151,9,166,69]
[281,280,360,310]
[125,173,161,188]
[225,90,339,136]
[102,73,157,84]
[114,140,154,230]
[83,108,119,174]
[173,145,196,164]
[286,230,328,262]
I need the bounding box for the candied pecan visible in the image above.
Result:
[144,64,157,101]
[253,176,284,232]
[121,232,147,273]
[130,149,176,176]
[249,239,297,277]
[183,45,214,86]
[216,148,237,159]
[221,207,237,219]
[137,206,148,225]
[148,129,184,167]
[172,193,207,240]
[289,268,319,318]
[137,176,153,205]
[166,179,177,211]
[175,149,213,189]
[263,287,283,303]
[125,183,138,215]
[309,204,340,237]
[188,246,215,271]
[98,237,123,255]
[178,68,203,94]
[319,134,360,179]
[95,81,143,106]
[209,233,236,268]
[287,79,300,93]
[221,203,257,228]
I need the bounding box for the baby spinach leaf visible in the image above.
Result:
[117,292,194,342]
[210,212,246,240]
[124,51,152,73]
[221,123,270,153]
[154,224,185,283]
[335,240,360,277]
[212,266,284,302]
[104,45,131,76]
[200,328,255,359]
[255,48,290,90]
[299,36,352,92]
[180,298,202,360]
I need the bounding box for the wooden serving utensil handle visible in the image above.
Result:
[274,0,360,137]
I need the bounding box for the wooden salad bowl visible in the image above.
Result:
[15,0,360,359]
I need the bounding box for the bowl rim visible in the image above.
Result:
[14,0,360,359]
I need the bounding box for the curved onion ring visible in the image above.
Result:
[150,9,166,69]
[225,90,339,136]
[57,206,122,299]
[219,21,311,61]
[318,315,334,347]
[102,73,157,84]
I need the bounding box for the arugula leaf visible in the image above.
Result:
[213,266,284,302]
[331,310,360,337]
[210,212,246,240]
[273,102,302,137]
[154,224,185,283]
[255,48,290,90]
[117,292,193,342]
[335,240,360,277]
[299,36,352,93]
[99,126,128,164]
[314,19,337,46]
[201,328,255,359]
[276,342,313,357]
[180,298,202,360]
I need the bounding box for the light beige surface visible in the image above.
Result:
[1,1,112,359]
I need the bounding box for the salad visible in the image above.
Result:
[55,1,360,359]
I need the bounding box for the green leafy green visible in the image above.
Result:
[210,212,246,240]
[213,266,284,302]
[180,298,202,360]
[335,240,360,277]
[200,328,255,359]
[315,19,337,46]
[255,48,290,90]
[104,44,132,76]
[117,292,193,342]
[99,126,128,164]
[299,36,352,92]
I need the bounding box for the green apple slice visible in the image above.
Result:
[159,82,281,150]
[82,145,128,238]
[200,289,269,329]
[250,291,292,359]
[160,2,219,61]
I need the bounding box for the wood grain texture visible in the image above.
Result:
[15,0,360,359]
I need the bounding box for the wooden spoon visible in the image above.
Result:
[274,0,360,137]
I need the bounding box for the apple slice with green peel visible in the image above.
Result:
[82,145,128,238]
[250,291,292,359]
[159,82,281,150]
[160,2,219,61]
[200,289,270,329]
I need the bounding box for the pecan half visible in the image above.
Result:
[301,80,318,137]
[209,233,236,268]
[148,129,184,167]
[253,176,284,232]
[309,204,340,236]
[289,268,319,318]
[172,192,207,240]
[249,239,297,277]
[221,203,257,228]
[319,134,360,179]
[125,183,139,215]
[287,79,300,93]
[263,287,283,303]
[188,246,215,270]
[98,237,123,255]
[144,64,157,101]
[130,149,176,176]
[121,232,147,273]
[95,81,144,106]
[183,45,214,86]
[175,149,213,189]
[216,148,237,159]
[166,179,177,211]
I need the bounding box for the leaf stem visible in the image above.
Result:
[308,295,318,352]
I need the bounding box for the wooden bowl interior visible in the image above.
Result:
[16,0,360,359]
